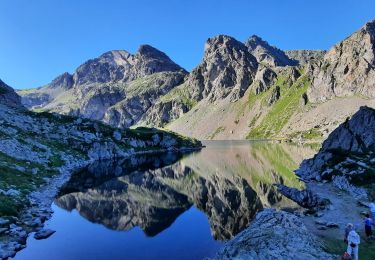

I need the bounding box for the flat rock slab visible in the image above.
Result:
[34,229,55,240]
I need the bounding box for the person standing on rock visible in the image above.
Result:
[347,228,360,260]
[344,223,353,244]
[364,213,373,240]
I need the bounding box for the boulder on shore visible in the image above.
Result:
[276,184,330,209]
[215,209,334,260]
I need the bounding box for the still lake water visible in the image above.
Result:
[15,141,316,260]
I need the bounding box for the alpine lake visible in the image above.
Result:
[15,140,317,260]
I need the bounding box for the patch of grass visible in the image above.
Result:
[0,152,57,217]
[208,126,226,140]
[161,83,197,109]
[288,129,323,140]
[0,195,25,216]
[48,154,65,167]
[247,74,310,139]
[302,129,322,139]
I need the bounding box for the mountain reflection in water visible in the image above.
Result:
[55,141,315,241]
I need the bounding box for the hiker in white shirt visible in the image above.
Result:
[347,228,360,260]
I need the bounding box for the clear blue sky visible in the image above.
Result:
[1,0,374,89]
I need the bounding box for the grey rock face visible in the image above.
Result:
[73,46,184,86]
[0,79,22,108]
[19,45,187,120]
[245,35,297,67]
[285,50,326,65]
[18,45,187,129]
[276,184,330,209]
[50,72,74,89]
[308,20,375,102]
[74,50,132,86]
[127,45,185,80]
[318,106,375,153]
[186,35,258,102]
[215,209,334,260]
[252,66,277,94]
[102,71,186,128]
[267,85,280,105]
[140,100,190,127]
[20,92,50,109]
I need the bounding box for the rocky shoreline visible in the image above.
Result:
[0,145,202,259]
[215,179,374,259]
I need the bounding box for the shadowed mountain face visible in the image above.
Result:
[55,142,314,240]
[0,79,22,108]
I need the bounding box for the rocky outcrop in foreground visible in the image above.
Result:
[215,209,334,260]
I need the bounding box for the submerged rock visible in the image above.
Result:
[34,229,56,240]
[215,209,334,259]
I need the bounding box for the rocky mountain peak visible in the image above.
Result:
[0,79,22,108]
[308,20,375,102]
[204,35,248,54]
[187,35,258,102]
[129,44,186,80]
[137,44,169,59]
[364,19,375,33]
[70,45,184,87]
[245,35,297,67]
[245,35,269,50]
[49,72,74,89]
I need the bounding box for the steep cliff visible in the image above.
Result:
[308,20,375,102]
